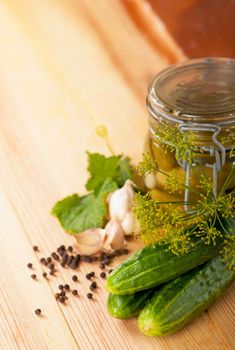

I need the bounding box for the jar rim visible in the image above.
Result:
[147,57,235,126]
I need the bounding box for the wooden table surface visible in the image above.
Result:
[0,1,234,349]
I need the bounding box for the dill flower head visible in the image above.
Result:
[196,221,223,245]
[164,169,185,194]
[155,124,197,164]
[166,229,194,255]
[137,153,158,177]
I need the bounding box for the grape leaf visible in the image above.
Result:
[52,177,118,234]
[85,152,133,192]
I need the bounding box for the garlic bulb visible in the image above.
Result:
[75,228,106,255]
[109,180,135,222]
[144,173,157,189]
[121,210,140,235]
[103,220,125,251]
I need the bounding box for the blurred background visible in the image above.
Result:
[149,0,235,58]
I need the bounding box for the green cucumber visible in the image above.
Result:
[106,235,222,295]
[138,256,235,336]
[107,289,154,319]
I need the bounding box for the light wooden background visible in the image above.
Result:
[0,1,234,349]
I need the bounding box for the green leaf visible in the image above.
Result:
[85,152,133,192]
[117,157,133,186]
[52,178,118,234]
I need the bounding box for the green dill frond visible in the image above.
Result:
[166,229,194,255]
[133,192,165,244]
[221,128,235,158]
[216,194,235,218]
[137,153,158,177]
[133,192,198,245]
[195,196,215,217]
[164,169,185,194]
[220,235,235,270]
[155,124,197,164]
[196,174,213,196]
[196,221,223,245]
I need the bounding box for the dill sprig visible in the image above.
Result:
[134,122,235,269]
[196,220,223,245]
[155,124,197,164]
[133,192,201,248]
[137,153,158,177]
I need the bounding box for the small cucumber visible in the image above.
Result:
[106,235,222,295]
[138,256,235,336]
[107,289,154,319]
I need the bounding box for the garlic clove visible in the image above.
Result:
[103,220,125,251]
[121,210,140,235]
[144,173,157,189]
[109,180,135,222]
[75,228,106,255]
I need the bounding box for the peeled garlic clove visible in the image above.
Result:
[75,228,106,255]
[103,220,125,251]
[120,210,140,235]
[144,173,157,189]
[109,180,135,222]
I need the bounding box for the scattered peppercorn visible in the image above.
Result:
[72,275,78,282]
[51,252,59,261]
[90,281,97,290]
[60,291,66,297]
[35,309,41,315]
[89,272,95,277]
[33,246,39,252]
[70,259,79,269]
[68,246,73,252]
[59,296,66,303]
[55,293,60,299]
[99,263,105,270]
[100,272,106,279]
[27,263,33,269]
[48,263,54,270]
[58,245,65,252]
[47,257,52,264]
[81,255,92,263]
[87,293,93,299]
[59,284,64,290]
[40,258,47,266]
[109,269,113,274]
[64,284,70,290]
[61,253,68,266]
[86,273,92,280]
[42,272,47,278]
[31,274,37,280]
[72,290,78,296]
[49,270,55,276]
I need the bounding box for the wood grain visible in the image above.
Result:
[0,1,234,349]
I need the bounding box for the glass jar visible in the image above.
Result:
[145,57,235,206]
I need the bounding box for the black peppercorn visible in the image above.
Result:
[72,275,78,282]
[35,309,41,315]
[100,272,106,279]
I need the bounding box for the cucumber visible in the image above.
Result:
[107,289,154,319]
[138,256,235,336]
[106,235,222,295]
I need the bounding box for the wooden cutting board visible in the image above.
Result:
[0,1,234,349]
